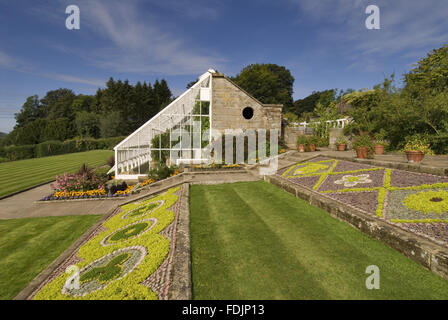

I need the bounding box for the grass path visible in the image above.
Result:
[0,150,113,198]
[190,181,448,299]
[0,215,101,299]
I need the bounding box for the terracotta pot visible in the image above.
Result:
[405,151,425,163]
[375,144,385,155]
[355,147,369,159]
[298,144,305,153]
[337,144,346,151]
[308,144,316,152]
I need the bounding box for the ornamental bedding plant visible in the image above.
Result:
[33,187,180,300]
[42,164,124,201]
[51,172,105,193]
[279,158,448,246]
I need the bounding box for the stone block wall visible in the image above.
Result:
[329,128,344,150]
[284,126,304,149]
[211,74,282,135]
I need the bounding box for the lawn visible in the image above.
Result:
[0,215,101,299]
[190,181,448,299]
[0,150,113,198]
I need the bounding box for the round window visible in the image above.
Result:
[242,107,254,120]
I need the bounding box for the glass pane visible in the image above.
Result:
[201,101,210,115]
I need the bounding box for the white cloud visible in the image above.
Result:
[51,0,227,76]
[0,49,104,87]
[0,51,14,67]
[287,0,448,71]
[40,73,105,87]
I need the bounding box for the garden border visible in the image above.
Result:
[168,183,192,299]
[264,173,448,280]
[13,182,189,300]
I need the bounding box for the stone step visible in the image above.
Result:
[278,159,296,169]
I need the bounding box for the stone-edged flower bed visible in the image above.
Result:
[39,186,136,201]
[33,187,180,300]
[279,158,448,246]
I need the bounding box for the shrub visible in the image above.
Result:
[148,164,178,181]
[427,135,448,155]
[3,144,35,161]
[297,135,309,145]
[35,140,65,157]
[316,136,329,147]
[94,166,112,180]
[308,135,320,145]
[51,164,108,192]
[0,157,8,163]
[94,136,125,150]
[107,156,115,167]
[105,180,128,195]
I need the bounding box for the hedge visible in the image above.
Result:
[35,140,66,158]
[1,145,36,161]
[0,136,125,162]
[428,135,448,155]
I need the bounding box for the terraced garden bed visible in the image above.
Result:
[30,187,182,300]
[279,156,448,246]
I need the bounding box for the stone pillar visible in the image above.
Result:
[283,125,311,150]
[329,128,344,150]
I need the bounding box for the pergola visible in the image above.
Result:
[112,70,214,179]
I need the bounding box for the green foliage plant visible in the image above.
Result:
[336,135,348,145]
[352,134,374,150]
[403,135,434,154]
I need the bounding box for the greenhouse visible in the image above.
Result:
[111,69,283,180]
[112,70,213,179]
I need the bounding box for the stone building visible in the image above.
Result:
[112,69,282,179]
[211,72,282,133]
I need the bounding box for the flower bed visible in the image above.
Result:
[33,187,181,300]
[39,186,135,201]
[279,158,448,246]
[40,164,136,201]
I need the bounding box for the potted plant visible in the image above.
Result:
[307,135,319,152]
[297,135,308,153]
[373,131,388,155]
[352,134,374,159]
[335,135,348,151]
[403,135,434,163]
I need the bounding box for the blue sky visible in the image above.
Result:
[0,0,447,133]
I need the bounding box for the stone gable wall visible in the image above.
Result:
[211,76,282,134]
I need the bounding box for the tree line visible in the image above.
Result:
[231,46,448,154]
[2,78,172,146]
